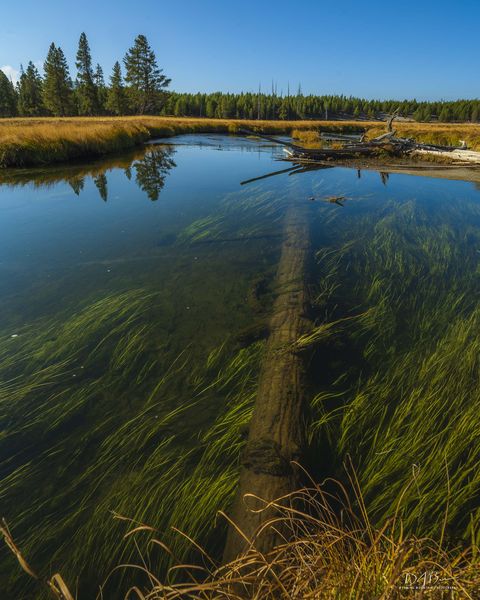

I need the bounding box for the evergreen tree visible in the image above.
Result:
[0,70,17,117]
[43,43,74,116]
[94,63,107,113]
[123,34,171,114]
[17,62,45,116]
[75,32,99,115]
[438,106,452,123]
[106,61,128,115]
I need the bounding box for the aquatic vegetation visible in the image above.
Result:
[0,283,266,597]
[306,193,480,542]
[178,188,287,247]
[4,133,480,597]
[0,162,289,596]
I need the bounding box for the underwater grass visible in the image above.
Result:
[304,190,480,545]
[5,135,480,597]
[0,174,294,597]
[0,287,266,599]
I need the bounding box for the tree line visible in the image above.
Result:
[1,32,480,122]
[0,33,170,117]
[162,92,480,123]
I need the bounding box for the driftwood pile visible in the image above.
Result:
[239,115,479,164]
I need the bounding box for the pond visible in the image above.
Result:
[1,134,480,597]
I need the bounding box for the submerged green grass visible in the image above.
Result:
[0,288,266,598]
[0,168,297,597]
[307,191,480,545]
[4,145,480,597]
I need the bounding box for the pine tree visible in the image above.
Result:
[123,34,171,114]
[106,61,128,115]
[0,70,17,117]
[75,32,99,115]
[43,43,74,116]
[17,62,45,116]
[438,106,451,123]
[94,63,107,113]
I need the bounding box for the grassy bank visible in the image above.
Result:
[292,121,480,151]
[4,116,480,168]
[0,116,372,168]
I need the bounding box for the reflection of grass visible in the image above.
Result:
[0,147,145,187]
[307,195,480,543]
[0,145,177,203]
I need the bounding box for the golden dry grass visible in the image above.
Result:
[292,121,480,151]
[0,117,375,167]
[3,467,479,599]
[115,469,480,599]
[2,116,480,167]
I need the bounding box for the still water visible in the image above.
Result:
[1,135,480,597]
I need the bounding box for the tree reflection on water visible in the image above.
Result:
[0,145,177,202]
[134,147,176,201]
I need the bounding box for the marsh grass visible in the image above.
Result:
[3,116,480,168]
[292,122,480,151]
[110,464,480,599]
[0,117,378,168]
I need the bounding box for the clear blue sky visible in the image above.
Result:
[1,0,478,100]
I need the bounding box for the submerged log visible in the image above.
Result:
[223,203,312,561]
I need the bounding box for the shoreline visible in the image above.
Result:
[4,116,480,170]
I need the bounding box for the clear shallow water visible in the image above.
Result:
[2,135,480,596]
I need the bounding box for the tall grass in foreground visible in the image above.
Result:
[5,465,480,599]
[118,470,480,599]
[2,474,480,599]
